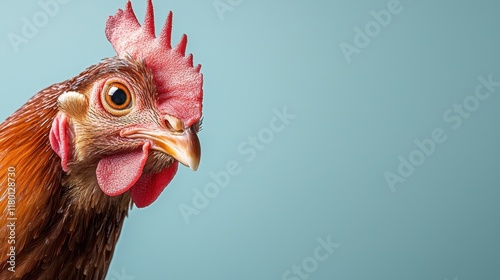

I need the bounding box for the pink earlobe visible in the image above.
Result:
[50,113,72,172]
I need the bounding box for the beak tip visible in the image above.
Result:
[188,157,200,171]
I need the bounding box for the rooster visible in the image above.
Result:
[0,1,203,279]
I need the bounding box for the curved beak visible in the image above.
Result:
[121,126,201,171]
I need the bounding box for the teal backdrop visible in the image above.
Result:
[1,1,499,279]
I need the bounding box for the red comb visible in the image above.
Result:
[105,0,203,127]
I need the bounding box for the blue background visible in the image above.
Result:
[1,0,499,279]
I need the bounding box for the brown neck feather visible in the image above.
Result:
[0,84,131,279]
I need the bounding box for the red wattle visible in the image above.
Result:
[96,143,150,196]
[130,161,178,208]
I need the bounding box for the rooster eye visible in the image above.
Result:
[102,82,133,115]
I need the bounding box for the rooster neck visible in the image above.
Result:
[63,162,133,213]
[13,191,131,280]
[0,84,131,279]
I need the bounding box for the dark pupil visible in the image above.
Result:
[109,87,127,106]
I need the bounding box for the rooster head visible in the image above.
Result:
[49,0,203,208]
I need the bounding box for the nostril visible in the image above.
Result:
[164,114,185,132]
